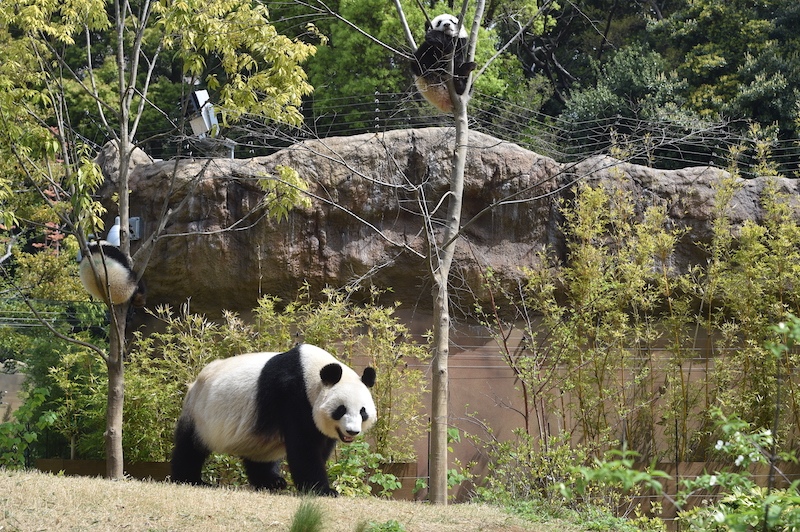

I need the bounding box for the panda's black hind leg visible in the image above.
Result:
[170,416,210,486]
[243,459,288,491]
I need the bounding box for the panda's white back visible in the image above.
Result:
[79,253,136,305]
[183,352,285,461]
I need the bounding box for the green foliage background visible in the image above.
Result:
[30,289,429,465]
[468,132,800,528]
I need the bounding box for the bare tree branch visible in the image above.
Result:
[0,234,18,265]
[0,263,110,363]
[298,0,412,58]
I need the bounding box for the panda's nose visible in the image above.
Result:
[347,430,360,436]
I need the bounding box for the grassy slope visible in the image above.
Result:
[0,468,584,532]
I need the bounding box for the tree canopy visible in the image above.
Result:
[3,0,797,150]
[0,0,319,478]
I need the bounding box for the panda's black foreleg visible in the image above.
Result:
[242,459,287,491]
[453,62,477,95]
[170,416,210,486]
[284,434,338,496]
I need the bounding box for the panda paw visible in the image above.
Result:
[252,477,288,492]
[457,62,477,76]
[319,487,339,497]
[297,483,339,497]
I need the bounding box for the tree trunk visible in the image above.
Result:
[109,0,133,474]
[429,101,470,505]
[104,303,127,479]
[429,277,450,503]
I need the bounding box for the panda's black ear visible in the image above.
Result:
[424,20,432,31]
[320,363,343,386]
[361,367,376,388]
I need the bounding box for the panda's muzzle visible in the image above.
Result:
[337,428,360,443]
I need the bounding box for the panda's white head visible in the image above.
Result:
[313,362,377,443]
[429,13,467,39]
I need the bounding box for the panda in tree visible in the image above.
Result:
[411,13,477,113]
[78,240,146,307]
[170,344,377,496]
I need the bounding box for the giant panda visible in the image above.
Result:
[411,13,476,113]
[78,240,146,307]
[170,344,377,496]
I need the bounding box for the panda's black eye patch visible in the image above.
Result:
[332,405,347,420]
[360,407,369,421]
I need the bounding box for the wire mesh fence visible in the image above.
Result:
[126,90,800,178]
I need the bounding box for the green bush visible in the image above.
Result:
[7,283,428,480]
[1,298,109,460]
[676,410,796,530]
[564,404,800,531]
[473,135,800,528]
[363,520,407,532]
[48,350,106,459]
[478,137,800,463]
[673,316,800,531]
[327,440,400,497]
[474,429,593,505]
[0,387,56,468]
[201,454,248,487]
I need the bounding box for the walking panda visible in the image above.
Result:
[79,240,146,307]
[411,13,476,112]
[170,344,377,496]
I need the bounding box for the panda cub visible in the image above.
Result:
[171,344,377,496]
[79,240,146,307]
[411,13,477,113]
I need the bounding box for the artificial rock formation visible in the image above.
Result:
[96,127,799,315]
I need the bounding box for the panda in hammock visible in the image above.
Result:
[170,344,377,496]
[411,13,477,113]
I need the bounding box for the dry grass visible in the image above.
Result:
[0,468,583,532]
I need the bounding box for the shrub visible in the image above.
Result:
[327,440,401,497]
[362,520,407,532]
[0,387,56,468]
[473,135,800,528]
[475,429,588,504]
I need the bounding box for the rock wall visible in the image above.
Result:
[99,127,798,315]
